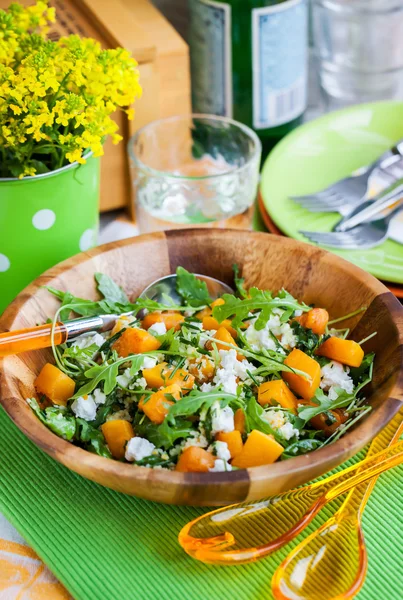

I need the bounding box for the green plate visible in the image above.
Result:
[260,101,403,284]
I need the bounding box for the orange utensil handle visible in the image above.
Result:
[0,323,68,357]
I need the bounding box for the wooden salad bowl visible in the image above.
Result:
[0,229,402,506]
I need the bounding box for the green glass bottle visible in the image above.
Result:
[189,0,308,158]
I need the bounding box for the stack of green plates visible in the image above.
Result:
[259,101,403,295]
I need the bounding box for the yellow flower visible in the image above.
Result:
[0,0,142,177]
[9,103,22,114]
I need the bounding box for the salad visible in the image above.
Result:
[28,267,375,473]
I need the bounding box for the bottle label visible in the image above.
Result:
[190,0,232,117]
[252,0,308,129]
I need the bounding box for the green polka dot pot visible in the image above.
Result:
[0,155,100,315]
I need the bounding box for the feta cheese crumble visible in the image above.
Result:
[148,322,167,336]
[213,440,231,462]
[183,432,209,450]
[209,459,232,472]
[142,356,158,369]
[130,377,147,389]
[116,368,132,388]
[125,437,156,462]
[320,361,354,400]
[211,401,235,434]
[212,349,255,394]
[93,388,106,406]
[71,395,97,421]
[263,409,300,440]
[245,314,297,352]
[72,332,105,350]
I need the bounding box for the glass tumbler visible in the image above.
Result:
[128,115,261,233]
[312,0,403,108]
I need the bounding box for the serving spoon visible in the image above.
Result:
[0,274,233,357]
[271,408,403,600]
[178,438,403,565]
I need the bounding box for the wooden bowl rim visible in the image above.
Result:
[1,229,402,494]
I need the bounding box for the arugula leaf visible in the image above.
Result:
[46,287,111,318]
[95,273,129,305]
[134,454,172,467]
[297,388,352,423]
[282,439,324,459]
[233,264,247,298]
[291,321,326,355]
[76,418,112,458]
[74,355,145,397]
[27,398,76,440]
[213,288,309,330]
[167,389,236,424]
[134,415,194,449]
[349,352,375,386]
[176,266,212,307]
[244,397,284,445]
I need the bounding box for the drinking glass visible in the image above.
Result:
[128,115,261,233]
[312,0,403,109]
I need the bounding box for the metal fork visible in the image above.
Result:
[300,200,403,250]
[290,140,403,213]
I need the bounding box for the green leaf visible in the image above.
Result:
[74,355,145,398]
[213,288,309,330]
[75,418,112,458]
[31,159,50,174]
[291,321,326,355]
[95,272,129,305]
[233,264,247,298]
[134,415,194,449]
[297,388,354,423]
[167,389,236,424]
[282,439,323,459]
[45,286,109,318]
[349,352,375,386]
[244,397,284,444]
[27,398,76,441]
[176,266,212,307]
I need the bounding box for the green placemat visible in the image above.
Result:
[0,405,402,600]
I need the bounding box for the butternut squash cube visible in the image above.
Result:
[234,408,246,434]
[142,362,194,394]
[101,420,134,460]
[216,430,243,459]
[176,446,216,472]
[206,326,243,360]
[35,363,75,406]
[202,316,237,338]
[188,357,216,383]
[310,408,349,436]
[211,298,225,308]
[283,348,321,400]
[295,308,329,335]
[231,430,284,468]
[112,328,161,357]
[316,337,364,368]
[142,311,184,332]
[139,383,181,424]
[258,380,297,413]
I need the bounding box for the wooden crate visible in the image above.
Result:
[0,0,191,216]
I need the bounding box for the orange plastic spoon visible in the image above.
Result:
[272,409,403,600]
[178,437,403,565]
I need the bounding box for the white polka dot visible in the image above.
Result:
[79,228,97,251]
[0,254,10,272]
[32,209,56,230]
